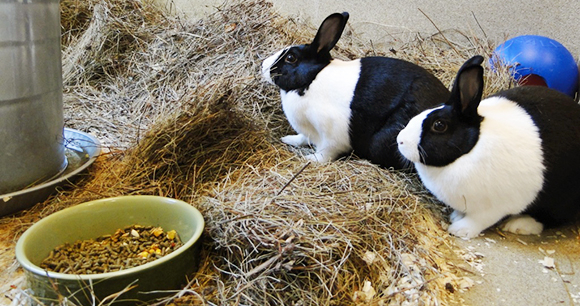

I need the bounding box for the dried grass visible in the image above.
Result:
[1,0,516,305]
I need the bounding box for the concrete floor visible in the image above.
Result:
[164,0,580,56]
[453,225,580,306]
[160,1,580,305]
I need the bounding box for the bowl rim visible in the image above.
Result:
[15,195,204,281]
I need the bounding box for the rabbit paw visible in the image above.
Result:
[448,216,485,239]
[282,134,309,147]
[305,152,332,163]
[501,215,543,235]
[449,210,465,223]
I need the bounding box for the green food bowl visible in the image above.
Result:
[15,195,205,305]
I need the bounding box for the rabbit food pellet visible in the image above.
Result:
[40,225,183,274]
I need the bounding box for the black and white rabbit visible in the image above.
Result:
[261,12,449,169]
[397,55,580,238]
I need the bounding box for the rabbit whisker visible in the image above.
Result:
[397,153,414,170]
[270,47,291,68]
[418,144,428,163]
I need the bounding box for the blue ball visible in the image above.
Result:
[491,35,579,97]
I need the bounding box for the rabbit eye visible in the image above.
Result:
[431,120,448,133]
[285,53,297,64]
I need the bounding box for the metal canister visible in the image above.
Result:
[0,0,66,194]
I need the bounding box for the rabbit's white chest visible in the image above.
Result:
[281,91,318,140]
[280,59,360,147]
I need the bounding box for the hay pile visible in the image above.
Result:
[1,0,514,305]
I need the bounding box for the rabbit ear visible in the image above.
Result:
[450,55,484,119]
[311,12,349,55]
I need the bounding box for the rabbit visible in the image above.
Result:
[261,12,449,169]
[397,55,580,239]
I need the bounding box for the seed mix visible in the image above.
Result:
[40,225,183,274]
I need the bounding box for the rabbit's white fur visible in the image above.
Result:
[263,54,361,162]
[398,96,545,238]
[261,49,284,86]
